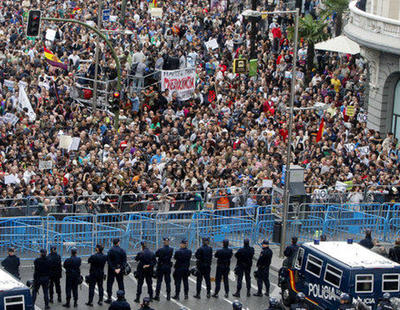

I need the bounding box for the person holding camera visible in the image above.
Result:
[63,248,81,308]
[105,238,127,304]
[134,241,156,303]
[172,239,192,300]
[254,240,272,297]
[86,244,107,306]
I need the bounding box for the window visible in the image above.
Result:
[305,254,323,278]
[324,264,343,288]
[355,274,374,293]
[4,295,24,310]
[295,248,305,269]
[382,274,400,292]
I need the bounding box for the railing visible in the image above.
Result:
[3,203,400,264]
[348,0,400,38]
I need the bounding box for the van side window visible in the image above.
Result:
[382,274,400,292]
[295,248,305,269]
[324,264,342,288]
[305,254,323,278]
[355,274,374,293]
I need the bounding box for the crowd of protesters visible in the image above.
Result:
[0,0,399,215]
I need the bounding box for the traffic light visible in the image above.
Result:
[26,10,42,37]
[110,91,120,112]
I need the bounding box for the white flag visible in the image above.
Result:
[18,85,36,122]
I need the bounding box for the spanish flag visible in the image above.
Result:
[316,117,325,143]
[44,47,68,71]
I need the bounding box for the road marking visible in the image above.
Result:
[35,306,42,310]
[128,273,192,310]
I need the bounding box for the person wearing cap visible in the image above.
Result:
[86,244,107,306]
[1,247,20,279]
[233,239,254,298]
[291,292,309,310]
[63,248,81,308]
[109,290,131,310]
[172,239,192,300]
[48,246,62,303]
[105,238,127,304]
[32,249,51,309]
[377,293,394,310]
[254,240,273,297]
[154,237,174,301]
[138,297,154,310]
[359,230,374,249]
[213,239,233,298]
[193,237,213,299]
[134,241,157,303]
[284,237,299,259]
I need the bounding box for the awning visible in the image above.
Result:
[315,35,360,55]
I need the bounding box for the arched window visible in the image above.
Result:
[392,80,400,139]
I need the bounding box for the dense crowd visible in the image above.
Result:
[0,0,399,214]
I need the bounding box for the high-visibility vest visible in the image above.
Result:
[216,196,230,209]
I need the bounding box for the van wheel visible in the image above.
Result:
[281,288,292,306]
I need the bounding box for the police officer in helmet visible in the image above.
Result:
[193,237,213,299]
[105,238,127,304]
[48,246,62,303]
[134,241,156,303]
[212,239,233,298]
[266,297,285,310]
[32,249,51,309]
[63,247,81,308]
[139,297,154,310]
[86,244,107,306]
[291,292,309,310]
[109,290,131,310]
[233,238,254,298]
[232,300,242,310]
[172,239,192,300]
[377,293,394,310]
[338,293,356,310]
[154,237,173,301]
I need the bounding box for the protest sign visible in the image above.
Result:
[161,68,196,100]
[205,39,219,50]
[59,135,72,149]
[39,160,53,170]
[69,137,81,151]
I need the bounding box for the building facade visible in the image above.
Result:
[344,0,400,138]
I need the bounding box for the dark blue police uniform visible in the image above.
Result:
[107,245,127,300]
[173,246,192,299]
[135,248,156,301]
[155,244,173,299]
[88,252,107,304]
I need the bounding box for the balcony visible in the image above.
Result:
[344,1,400,55]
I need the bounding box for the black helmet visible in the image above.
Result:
[232,300,242,310]
[297,292,305,302]
[383,292,390,301]
[269,297,279,306]
[143,297,151,305]
[340,293,351,303]
[116,290,125,299]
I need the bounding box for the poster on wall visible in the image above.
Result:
[161,68,196,100]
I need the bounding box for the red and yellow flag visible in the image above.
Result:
[44,47,68,71]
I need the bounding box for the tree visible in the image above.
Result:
[321,0,349,36]
[288,14,329,83]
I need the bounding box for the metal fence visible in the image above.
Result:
[3,203,400,265]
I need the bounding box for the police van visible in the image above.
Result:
[280,240,400,309]
[0,269,34,310]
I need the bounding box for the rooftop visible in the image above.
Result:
[305,241,400,268]
[0,269,25,291]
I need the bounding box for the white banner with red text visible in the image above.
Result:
[161,68,196,100]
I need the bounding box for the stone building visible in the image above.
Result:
[344,0,400,137]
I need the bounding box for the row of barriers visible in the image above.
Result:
[2,203,400,264]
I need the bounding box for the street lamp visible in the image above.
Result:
[243,8,299,257]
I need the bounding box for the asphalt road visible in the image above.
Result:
[21,261,281,310]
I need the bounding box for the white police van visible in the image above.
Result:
[0,269,34,310]
[280,240,400,309]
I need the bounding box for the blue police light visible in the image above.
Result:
[314,240,320,245]
[347,239,353,244]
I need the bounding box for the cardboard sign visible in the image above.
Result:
[205,38,219,50]
[346,106,355,117]
[39,160,53,170]
[59,135,72,149]
[46,29,57,41]
[344,143,356,153]
[233,58,247,74]
[150,8,163,18]
[69,137,81,151]
[358,146,369,156]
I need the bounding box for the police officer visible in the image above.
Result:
[267,297,285,310]
[290,292,309,310]
[109,290,131,310]
[1,247,20,279]
[338,293,356,309]
[86,244,107,306]
[139,297,154,310]
[134,241,156,303]
[232,300,242,310]
[377,293,394,310]
[32,249,51,310]
[105,238,127,304]
[254,240,272,297]
[233,238,254,298]
[48,246,62,303]
[284,237,299,259]
[212,239,232,298]
[63,248,81,308]
[359,230,374,249]
[172,239,192,300]
[194,237,213,299]
[154,237,174,301]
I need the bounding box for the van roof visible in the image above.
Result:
[304,241,400,268]
[0,269,26,291]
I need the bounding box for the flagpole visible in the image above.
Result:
[93,0,103,110]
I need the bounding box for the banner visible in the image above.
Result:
[18,85,36,122]
[161,68,196,100]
